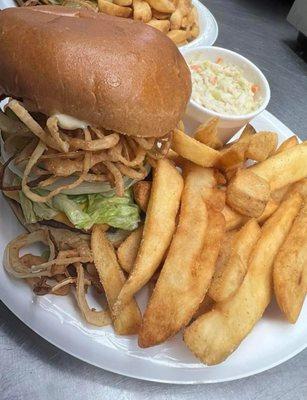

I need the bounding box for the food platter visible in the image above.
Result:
[0,108,306,384]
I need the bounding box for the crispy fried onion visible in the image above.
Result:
[5,100,171,198]
[3,227,111,327]
[75,262,111,327]
[4,229,92,279]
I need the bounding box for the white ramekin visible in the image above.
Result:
[182,46,271,144]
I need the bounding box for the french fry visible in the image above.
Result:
[288,178,307,199]
[218,124,255,171]
[166,148,185,167]
[177,120,185,131]
[193,117,222,149]
[270,184,291,203]
[146,0,175,13]
[113,159,183,315]
[133,0,152,22]
[275,135,299,154]
[171,129,220,167]
[203,187,226,212]
[223,205,247,231]
[193,296,215,320]
[91,226,142,335]
[117,225,143,273]
[209,219,261,302]
[139,165,224,347]
[167,29,187,44]
[223,198,280,231]
[274,201,307,323]
[114,0,132,6]
[98,0,132,17]
[184,193,303,365]
[133,180,151,212]
[147,19,170,33]
[190,23,199,38]
[246,131,278,162]
[226,169,270,217]
[250,143,307,191]
[152,10,171,20]
[170,0,190,29]
[256,199,279,224]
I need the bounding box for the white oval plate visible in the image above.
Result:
[0,109,306,384]
[0,0,218,50]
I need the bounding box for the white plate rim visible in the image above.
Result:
[0,109,306,384]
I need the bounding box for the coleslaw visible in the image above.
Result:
[189,58,262,115]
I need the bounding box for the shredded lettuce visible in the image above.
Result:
[17,189,140,231]
[19,191,37,224]
[52,194,93,230]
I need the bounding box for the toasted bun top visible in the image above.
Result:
[0,6,191,137]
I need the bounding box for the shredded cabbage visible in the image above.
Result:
[189,59,262,115]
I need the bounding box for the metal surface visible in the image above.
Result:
[0,0,306,399]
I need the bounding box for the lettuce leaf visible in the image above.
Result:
[52,194,93,230]
[86,191,140,231]
[17,188,140,231]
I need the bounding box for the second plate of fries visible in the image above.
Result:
[0,108,306,384]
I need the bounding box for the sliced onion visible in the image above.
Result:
[4,229,56,279]
[75,263,111,327]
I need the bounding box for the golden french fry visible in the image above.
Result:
[146,0,175,13]
[114,0,132,6]
[246,131,278,162]
[147,19,170,33]
[275,136,299,154]
[223,198,280,231]
[194,117,222,149]
[117,225,143,273]
[133,180,151,212]
[169,0,189,29]
[226,169,270,217]
[193,296,215,320]
[98,0,132,17]
[133,0,152,22]
[256,199,279,224]
[274,201,307,323]
[139,165,224,347]
[166,148,184,167]
[184,193,303,365]
[218,124,255,171]
[222,204,246,231]
[209,219,261,302]
[113,159,183,315]
[152,10,171,19]
[288,178,307,199]
[171,129,220,167]
[250,143,307,191]
[177,120,185,131]
[91,225,142,335]
[204,187,226,212]
[190,23,199,38]
[270,184,291,203]
[167,29,187,44]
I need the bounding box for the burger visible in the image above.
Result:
[0,6,191,236]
